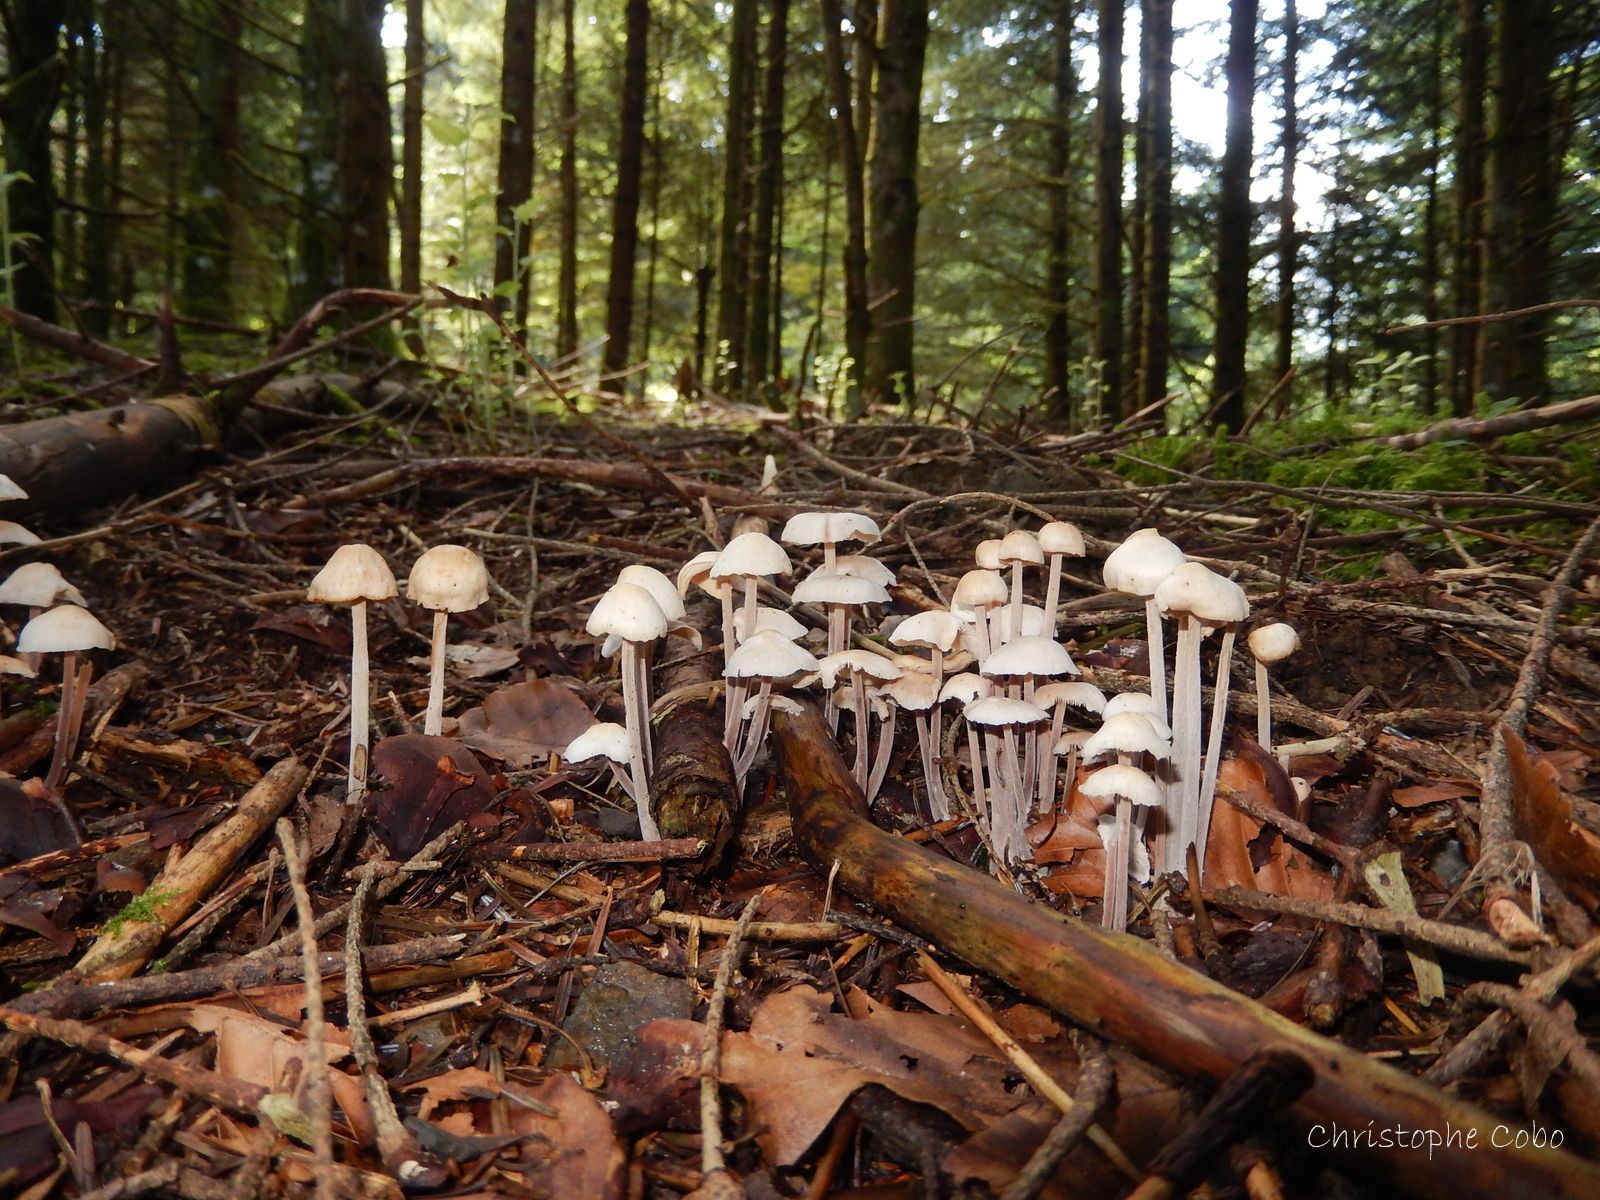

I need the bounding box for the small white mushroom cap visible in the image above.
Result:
[884,666,940,711]
[0,653,37,677]
[1095,812,1153,881]
[586,582,669,642]
[997,529,1045,567]
[974,539,1004,570]
[938,672,985,706]
[1080,763,1164,809]
[950,569,1008,612]
[734,605,807,642]
[1034,681,1106,715]
[308,543,398,604]
[1081,712,1173,763]
[407,545,490,612]
[18,605,114,654]
[889,609,963,653]
[1103,692,1173,738]
[677,550,722,597]
[981,635,1079,679]
[818,649,902,689]
[1154,562,1250,625]
[1038,521,1086,557]
[0,475,27,502]
[1103,529,1187,597]
[0,562,86,608]
[780,511,880,549]
[0,521,40,547]
[618,564,686,621]
[964,695,1050,729]
[833,554,896,588]
[564,722,633,764]
[991,603,1051,643]
[726,630,819,681]
[1248,622,1300,664]
[792,569,889,608]
[710,531,792,581]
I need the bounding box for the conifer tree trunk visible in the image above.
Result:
[339,0,393,292]
[1139,0,1173,413]
[1449,0,1487,417]
[820,0,869,412]
[1422,12,1443,413]
[1093,0,1124,420]
[746,0,790,406]
[1125,0,1152,411]
[79,0,113,333]
[557,0,579,358]
[1274,0,1298,398]
[853,1,877,177]
[639,38,666,395]
[294,0,342,311]
[181,0,243,320]
[603,0,649,383]
[400,0,426,347]
[714,0,759,395]
[863,0,928,410]
[494,0,537,334]
[1211,0,1258,432]
[0,0,65,320]
[1044,0,1075,423]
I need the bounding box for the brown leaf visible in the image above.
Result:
[1507,729,1600,912]
[186,1004,351,1090]
[369,734,497,857]
[505,1073,625,1199]
[1393,781,1476,809]
[456,678,597,767]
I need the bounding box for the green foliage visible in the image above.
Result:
[101,886,180,938]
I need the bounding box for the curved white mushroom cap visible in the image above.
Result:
[1102,692,1173,738]
[818,649,902,689]
[1080,763,1164,808]
[832,554,896,588]
[792,569,889,608]
[1248,621,1300,664]
[710,531,791,581]
[564,722,632,764]
[1154,561,1250,625]
[950,568,1008,611]
[938,671,985,706]
[726,629,819,681]
[308,543,398,604]
[781,511,880,549]
[0,474,27,502]
[974,539,1003,570]
[1081,712,1173,763]
[998,529,1045,567]
[991,603,1051,643]
[618,564,686,621]
[18,605,114,654]
[0,653,37,678]
[407,545,490,612]
[964,695,1049,729]
[1103,529,1186,597]
[586,582,669,642]
[0,521,40,547]
[0,562,86,608]
[1034,680,1106,715]
[980,635,1079,679]
[1094,812,1154,881]
[883,666,940,711]
[734,605,807,642]
[1038,521,1086,557]
[889,609,963,653]
[677,550,721,597]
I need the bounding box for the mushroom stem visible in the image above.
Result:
[735,682,774,784]
[1040,701,1068,813]
[866,703,897,804]
[720,590,740,746]
[825,606,847,729]
[1195,627,1238,875]
[423,610,450,736]
[851,670,869,789]
[914,712,946,820]
[42,653,88,840]
[1255,656,1273,751]
[1104,797,1132,931]
[635,643,655,775]
[347,600,371,800]
[1043,554,1065,633]
[1007,562,1026,640]
[608,761,640,806]
[928,647,946,799]
[1001,728,1027,863]
[1145,597,1168,726]
[1165,615,1204,875]
[620,643,660,841]
[966,723,987,818]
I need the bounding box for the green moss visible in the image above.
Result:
[101,886,180,938]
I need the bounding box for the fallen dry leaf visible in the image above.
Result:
[369,734,498,857]
[1507,729,1600,912]
[186,1004,351,1089]
[456,677,597,766]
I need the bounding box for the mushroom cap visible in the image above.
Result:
[308,543,398,605]
[889,609,963,653]
[617,564,686,621]
[1102,692,1173,738]
[938,672,985,706]
[883,666,940,711]
[0,562,86,608]
[710,531,792,581]
[1080,763,1163,808]
[564,722,633,764]
[780,511,880,548]
[0,521,40,547]
[964,695,1050,729]
[980,635,1078,679]
[726,630,819,681]
[974,539,1004,570]
[833,554,896,588]
[734,604,808,642]
[951,568,1008,610]
[997,529,1045,567]
[991,603,1051,644]
[1034,680,1107,715]
[586,582,669,642]
[792,569,889,608]
[0,653,37,678]
[1103,529,1187,597]
[1154,562,1250,625]
[1249,621,1300,664]
[1081,712,1173,762]
[818,649,902,689]
[1038,521,1086,557]
[0,474,27,502]
[677,550,721,597]
[18,604,114,654]
[406,545,490,612]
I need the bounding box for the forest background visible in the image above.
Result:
[0,0,1595,437]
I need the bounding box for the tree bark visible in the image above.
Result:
[820,0,869,412]
[714,0,760,396]
[1421,9,1443,414]
[650,600,739,864]
[78,0,113,334]
[1093,0,1124,420]
[603,0,650,384]
[339,0,394,294]
[0,0,65,320]
[863,0,928,410]
[494,0,537,335]
[1125,0,1152,411]
[1274,0,1298,397]
[1449,0,1488,417]
[1139,0,1174,413]
[746,0,791,406]
[400,0,426,351]
[1044,0,1076,423]
[181,0,244,321]
[557,0,580,359]
[1211,0,1258,432]
[294,0,342,311]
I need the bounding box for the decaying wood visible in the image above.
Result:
[1371,393,1600,450]
[0,303,157,374]
[0,660,146,776]
[772,701,1600,1199]
[651,600,740,860]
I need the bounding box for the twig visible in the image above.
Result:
[1384,299,1600,333]
[652,906,847,942]
[1461,981,1600,1095]
[74,1162,181,1200]
[466,836,705,864]
[999,1033,1118,1200]
[277,819,335,1200]
[695,888,770,1198]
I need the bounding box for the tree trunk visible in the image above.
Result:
[1093,0,1124,420]
[339,0,394,293]
[714,0,759,396]
[400,0,426,350]
[294,0,342,311]
[494,0,537,334]
[1449,0,1488,417]
[863,0,928,410]
[1422,10,1443,413]
[852,0,877,182]
[1043,0,1075,423]
[1479,0,1556,404]
[1139,0,1173,414]
[0,0,64,320]
[1211,0,1258,432]
[78,0,113,335]
[603,0,649,385]
[1274,0,1298,398]
[557,0,580,359]
[746,0,790,406]
[820,0,869,412]
[181,0,244,321]
[638,37,666,396]
[1125,0,1152,412]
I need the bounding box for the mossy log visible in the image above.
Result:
[651,599,738,863]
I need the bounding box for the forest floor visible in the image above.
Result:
[0,339,1598,1200]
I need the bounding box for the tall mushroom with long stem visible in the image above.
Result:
[996,530,1044,640]
[308,544,397,802]
[1195,575,1250,864]
[1038,521,1086,633]
[883,666,943,816]
[1101,529,1186,726]
[406,545,491,736]
[0,563,88,671]
[939,672,987,819]
[1248,621,1299,757]
[1032,680,1105,812]
[710,531,791,748]
[586,582,670,840]
[792,570,889,728]
[563,723,640,807]
[818,649,902,790]
[889,609,962,815]
[964,695,1049,865]
[979,635,1078,801]
[19,605,115,833]
[950,569,1008,672]
[725,630,818,787]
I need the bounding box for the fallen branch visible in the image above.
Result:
[0,303,157,373]
[653,600,740,859]
[1369,393,1600,450]
[466,837,706,864]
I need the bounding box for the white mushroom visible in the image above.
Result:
[1037,521,1085,632]
[710,532,792,747]
[1102,529,1186,727]
[1248,621,1299,756]
[564,722,641,807]
[889,609,964,817]
[1082,763,1164,932]
[780,510,880,572]
[406,545,491,736]
[308,543,398,801]
[818,649,902,791]
[0,521,40,547]
[964,694,1049,866]
[586,582,670,840]
[996,529,1044,641]
[19,604,115,837]
[883,666,942,816]
[1033,680,1106,812]
[725,631,818,785]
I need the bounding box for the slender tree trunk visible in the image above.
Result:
[1211,0,1258,432]
[603,0,649,383]
[1274,0,1298,398]
[852,0,877,179]
[693,264,715,392]
[181,0,243,320]
[107,15,128,324]
[638,35,666,396]
[1449,0,1488,416]
[863,0,928,410]
[714,0,759,394]
[770,133,785,384]
[803,146,834,397]
[79,0,113,333]
[339,0,394,293]
[1093,0,1124,420]
[1044,0,1076,423]
[0,0,65,319]
[400,0,425,350]
[1126,0,1152,411]
[294,0,342,311]
[62,4,81,301]
[494,0,537,334]
[1422,10,1443,413]
[747,0,790,407]
[557,0,579,358]
[1139,0,1173,413]
[820,0,869,411]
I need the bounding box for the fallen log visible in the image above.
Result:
[771,701,1600,1200]
[651,599,739,863]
